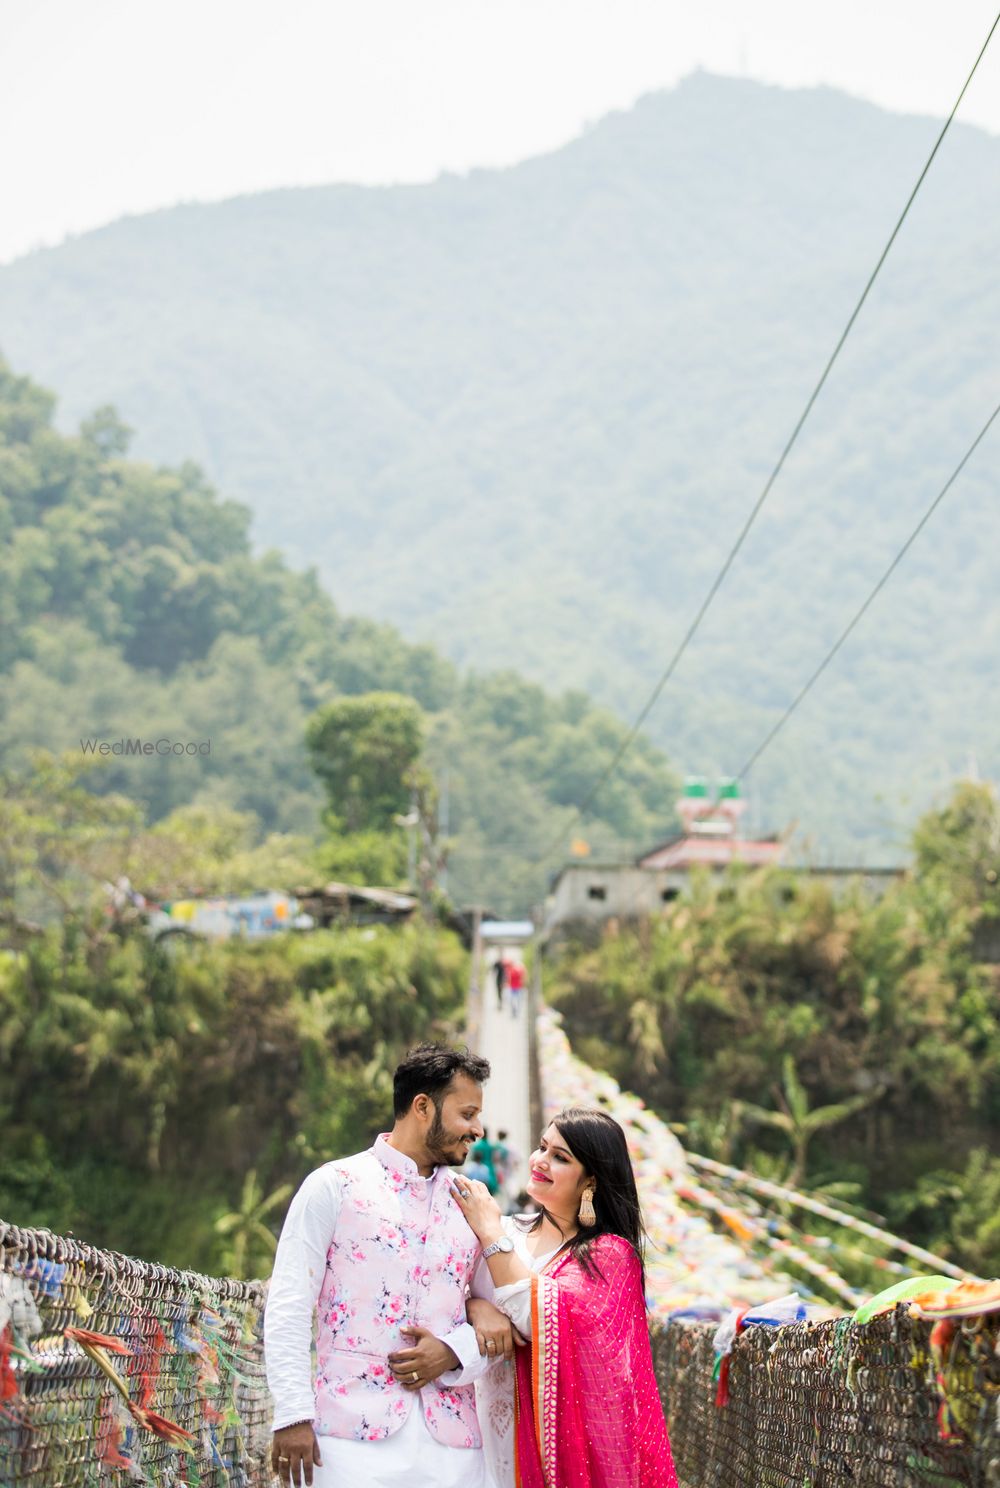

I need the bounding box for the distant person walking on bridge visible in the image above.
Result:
[265,1044,498,1488]
[493,955,507,1010]
[506,959,525,1018]
[452,1107,678,1488]
[467,1128,499,1195]
[491,1130,518,1212]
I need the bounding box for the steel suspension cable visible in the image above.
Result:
[737,397,1000,779]
[532,10,1000,865]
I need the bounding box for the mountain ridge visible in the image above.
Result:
[1,71,997,858]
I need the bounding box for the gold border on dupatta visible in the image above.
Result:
[534,1259,565,1488]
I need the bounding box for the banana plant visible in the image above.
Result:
[733,1055,884,1188]
[215,1169,293,1280]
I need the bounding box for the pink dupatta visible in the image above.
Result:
[513,1234,678,1488]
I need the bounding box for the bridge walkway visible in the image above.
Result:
[475,948,532,1197]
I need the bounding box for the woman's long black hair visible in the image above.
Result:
[521,1106,647,1285]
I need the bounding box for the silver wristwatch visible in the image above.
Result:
[482,1236,515,1260]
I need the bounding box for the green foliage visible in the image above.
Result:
[215,1169,294,1280]
[1,77,997,861]
[546,784,1000,1273]
[306,692,424,833]
[133,802,316,897]
[0,358,681,912]
[0,750,140,929]
[946,1150,1000,1277]
[912,781,1000,918]
[0,755,318,924]
[314,829,408,889]
[0,920,468,1270]
[734,1054,883,1187]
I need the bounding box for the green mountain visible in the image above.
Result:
[1,73,998,857]
[0,361,678,913]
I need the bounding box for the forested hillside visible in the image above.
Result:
[0,360,679,912]
[0,912,471,1271]
[547,780,1000,1277]
[0,74,997,857]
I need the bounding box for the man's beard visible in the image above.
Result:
[426,1106,467,1166]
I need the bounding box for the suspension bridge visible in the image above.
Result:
[3,934,998,1488]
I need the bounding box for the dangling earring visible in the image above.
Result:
[578,1187,596,1226]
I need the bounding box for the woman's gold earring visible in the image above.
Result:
[578,1187,596,1226]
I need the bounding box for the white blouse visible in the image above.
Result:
[471,1216,558,1488]
[478,1216,557,1336]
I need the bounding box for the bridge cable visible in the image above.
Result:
[531,8,1000,866]
[735,397,1000,780]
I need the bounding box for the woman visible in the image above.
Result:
[453,1107,678,1488]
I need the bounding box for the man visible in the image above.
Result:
[265,1044,499,1488]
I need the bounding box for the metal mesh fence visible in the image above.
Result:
[651,1308,1000,1487]
[0,1221,270,1488]
[4,1215,999,1487]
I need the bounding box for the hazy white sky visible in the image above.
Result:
[2,0,998,264]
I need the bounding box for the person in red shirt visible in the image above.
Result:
[507,960,525,1018]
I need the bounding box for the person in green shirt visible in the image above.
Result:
[467,1128,499,1195]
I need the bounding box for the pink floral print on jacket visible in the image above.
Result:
[313,1137,481,1447]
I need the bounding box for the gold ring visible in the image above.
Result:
[277,1458,290,1464]
[411,1371,419,1382]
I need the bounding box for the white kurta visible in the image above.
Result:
[312,1406,486,1488]
[471,1216,558,1488]
[266,1154,490,1488]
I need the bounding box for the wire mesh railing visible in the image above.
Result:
[4,1216,1000,1486]
[0,1220,269,1488]
[651,1306,1000,1488]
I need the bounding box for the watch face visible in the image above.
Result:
[499,1237,514,1252]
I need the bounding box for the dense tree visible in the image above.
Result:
[0,359,682,911]
[546,780,1000,1274]
[215,1170,294,1280]
[305,692,425,834]
[2,77,997,861]
[0,751,138,933]
[911,780,1000,916]
[733,1054,884,1188]
[0,915,469,1271]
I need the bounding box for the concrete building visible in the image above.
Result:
[542,778,901,936]
[543,858,903,936]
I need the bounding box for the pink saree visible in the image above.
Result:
[513,1234,678,1488]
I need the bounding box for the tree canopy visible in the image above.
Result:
[0,358,680,912]
[546,780,1000,1277]
[306,692,425,834]
[2,75,997,860]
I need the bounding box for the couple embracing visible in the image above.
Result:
[264,1043,677,1488]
